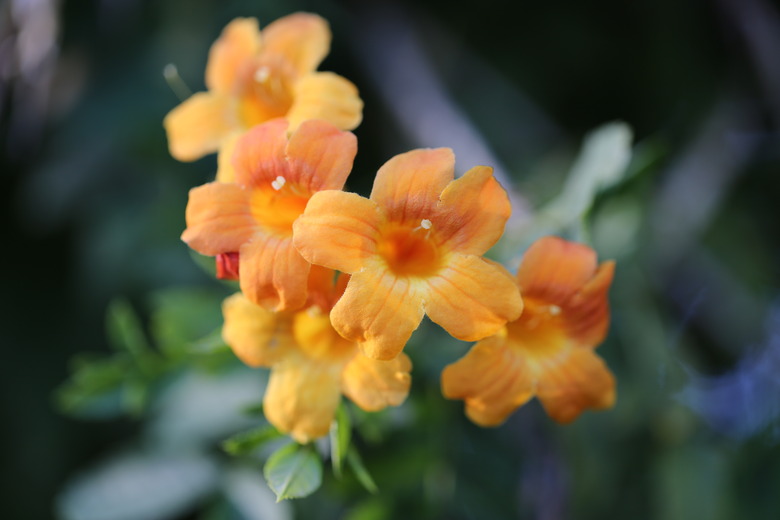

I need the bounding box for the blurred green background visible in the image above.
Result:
[3,0,780,518]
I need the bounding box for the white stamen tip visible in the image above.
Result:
[420,219,432,230]
[549,305,561,316]
[271,176,286,191]
[254,66,270,82]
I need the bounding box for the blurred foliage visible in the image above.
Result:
[3,0,780,519]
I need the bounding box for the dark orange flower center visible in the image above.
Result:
[237,58,295,127]
[506,298,568,359]
[377,223,441,277]
[250,185,309,236]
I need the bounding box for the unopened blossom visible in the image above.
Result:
[221,268,412,443]
[442,236,616,425]
[164,13,362,163]
[293,148,523,360]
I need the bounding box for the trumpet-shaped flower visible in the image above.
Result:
[182,118,357,310]
[164,13,363,162]
[441,236,616,425]
[221,268,412,443]
[293,148,523,361]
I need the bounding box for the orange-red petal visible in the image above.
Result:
[181,182,255,256]
[285,119,357,191]
[164,92,238,161]
[330,268,424,361]
[535,348,616,424]
[287,72,363,132]
[370,148,455,222]
[231,118,290,188]
[566,261,615,348]
[441,335,534,426]
[435,166,511,256]
[517,236,598,304]
[263,352,343,443]
[293,191,383,274]
[260,13,330,76]
[238,235,310,311]
[206,18,261,94]
[424,254,523,342]
[221,293,293,367]
[342,353,412,411]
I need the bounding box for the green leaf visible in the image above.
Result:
[545,121,633,224]
[106,299,150,357]
[263,443,323,501]
[347,446,378,494]
[330,403,352,478]
[122,378,149,417]
[149,288,225,359]
[222,425,282,456]
[55,355,131,418]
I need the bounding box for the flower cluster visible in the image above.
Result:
[167,13,616,442]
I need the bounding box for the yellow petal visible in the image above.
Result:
[342,353,412,411]
[293,191,383,273]
[181,182,255,256]
[164,92,238,161]
[330,268,424,360]
[435,166,511,256]
[231,118,290,188]
[370,148,454,223]
[260,13,331,76]
[239,235,311,311]
[424,254,523,342]
[215,131,243,183]
[285,119,357,191]
[221,293,293,367]
[263,352,344,443]
[517,236,598,304]
[441,335,534,426]
[293,309,356,362]
[535,348,616,424]
[206,18,261,94]
[287,72,363,132]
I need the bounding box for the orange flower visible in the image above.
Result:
[164,14,363,163]
[182,118,357,311]
[293,148,523,361]
[441,236,616,425]
[221,268,412,443]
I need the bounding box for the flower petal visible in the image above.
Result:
[239,234,311,311]
[206,18,261,94]
[535,347,616,424]
[517,236,598,304]
[215,131,243,183]
[370,148,454,222]
[264,352,344,443]
[164,92,238,161]
[231,118,290,188]
[441,335,534,426]
[181,182,254,256]
[425,254,523,342]
[330,269,424,361]
[221,293,293,367]
[342,353,412,411]
[260,13,330,76]
[285,119,357,191]
[566,261,615,348]
[293,191,382,274]
[287,72,363,132]
[435,166,511,255]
